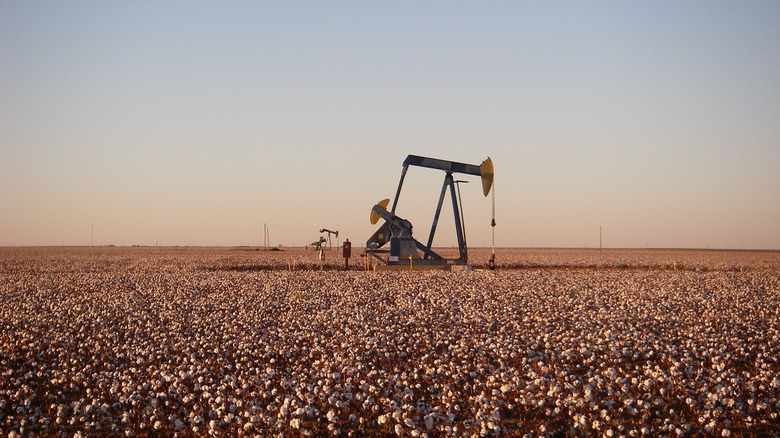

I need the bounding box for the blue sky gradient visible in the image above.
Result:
[2,1,779,248]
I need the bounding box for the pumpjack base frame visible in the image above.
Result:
[373,263,472,271]
[365,248,470,271]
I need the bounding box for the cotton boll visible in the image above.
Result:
[424,415,434,431]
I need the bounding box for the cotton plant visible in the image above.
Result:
[0,247,778,436]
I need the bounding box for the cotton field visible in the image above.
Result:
[1,247,779,437]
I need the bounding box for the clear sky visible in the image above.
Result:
[2,1,779,249]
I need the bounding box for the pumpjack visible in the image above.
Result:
[319,228,338,249]
[366,155,494,270]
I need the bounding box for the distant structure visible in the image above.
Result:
[320,228,338,249]
[310,236,326,251]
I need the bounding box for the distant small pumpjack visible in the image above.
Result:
[319,228,338,249]
[310,236,326,250]
[366,155,494,270]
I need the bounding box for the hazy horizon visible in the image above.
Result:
[2,2,779,250]
[4,244,778,253]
